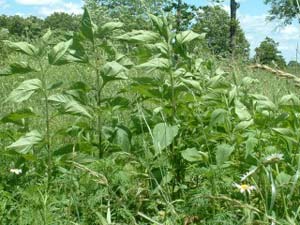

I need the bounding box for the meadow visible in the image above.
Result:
[1,9,300,225]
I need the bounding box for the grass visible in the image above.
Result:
[1,12,300,225]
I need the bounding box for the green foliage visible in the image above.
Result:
[193,6,250,58]
[1,6,300,225]
[264,0,300,24]
[43,12,80,31]
[254,36,286,68]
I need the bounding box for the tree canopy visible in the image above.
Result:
[264,0,300,24]
[254,37,286,68]
[192,6,249,59]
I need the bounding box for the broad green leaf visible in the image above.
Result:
[136,58,170,71]
[116,30,160,43]
[81,7,96,43]
[4,41,38,56]
[180,77,201,91]
[7,130,43,154]
[7,79,42,103]
[100,22,123,34]
[48,93,73,104]
[64,100,92,118]
[242,77,259,86]
[176,31,204,45]
[113,127,131,152]
[0,108,35,126]
[279,94,300,106]
[235,100,251,121]
[49,94,92,118]
[101,61,128,83]
[116,54,134,68]
[229,86,237,104]
[234,119,254,131]
[153,123,179,154]
[256,100,277,111]
[0,62,36,76]
[216,143,234,166]
[210,108,228,127]
[42,29,52,42]
[181,148,208,162]
[276,172,291,186]
[246,137,258,156]
[48,39,73,65]
[272,128,294,136]
[145,42,169,56]
[149,14,170,42]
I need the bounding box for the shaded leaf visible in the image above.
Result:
[0,108,35,126]
[81,7,96,43]
[216,143,234,166]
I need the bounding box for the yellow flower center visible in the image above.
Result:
[240,184,248,190]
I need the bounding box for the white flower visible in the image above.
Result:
[10,168,22,175]
[263,153,284,164]
[233,183,256,194]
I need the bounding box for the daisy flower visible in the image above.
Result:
[263,153,284,164]
[233,183,256,194]
[10,168,22,175]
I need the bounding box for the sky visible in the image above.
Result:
[0,0,300,62]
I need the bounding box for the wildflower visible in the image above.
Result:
[10,168,22,175]
[233,183,256,194]
[263,153,284,164]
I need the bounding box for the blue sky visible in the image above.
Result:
[0,0,299,62]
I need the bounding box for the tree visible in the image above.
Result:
[288,60,300,67]
[254,37,286,68]
[163,2,197,31]
[230,0,239,55]
[0,15,43,39]
[264,0,300,24]
[44,12,80,31]
[192,6,249,58]
[84,0,171,30]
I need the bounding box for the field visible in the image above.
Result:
[1,9,300,225]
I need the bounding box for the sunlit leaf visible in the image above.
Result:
[153,123,178,154]
[48,39,73,65]
[6,79,42,103]
[4,41,38,56]
[7,130,43,154]
[176,30,204,45]
[181,148,208,162]
[116,30,160,43]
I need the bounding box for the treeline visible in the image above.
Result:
[0,13,80,39]
[0,0,294,68]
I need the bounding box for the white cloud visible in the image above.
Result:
[239,13,300,62]
[38,2,83,16]
[14,0,83,16]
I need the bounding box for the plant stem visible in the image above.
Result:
[39,60,51,185]
[93,43,103,158]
